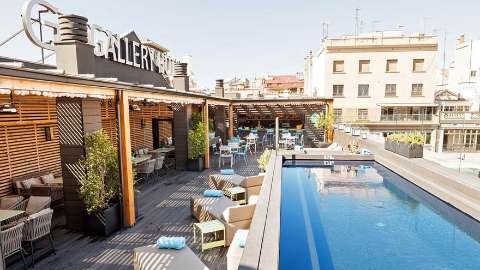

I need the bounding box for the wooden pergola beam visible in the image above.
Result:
[228,104,234,138]
[203,100,210,168]
[118,90,135,227]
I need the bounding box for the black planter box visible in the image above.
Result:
[84,203,121,236]
[384,141,423,158]
[187,157,204,171]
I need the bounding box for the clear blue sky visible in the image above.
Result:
[1,0,480,88]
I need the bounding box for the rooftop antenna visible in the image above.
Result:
[355,8,360,36]
[322,22,330,40]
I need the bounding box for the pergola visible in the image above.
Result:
[0,64,332,230]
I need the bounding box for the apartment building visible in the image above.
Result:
[263,73,304,96]
[435,90,480,152]
[304,31,439,145]
[448,35,480,111]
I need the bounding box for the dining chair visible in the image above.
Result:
[234,144,248,165]
[1,222,27,269]
[23,208,54,266]
[154,156,165,176]
[219,145,233,168]
[137,159,156,183]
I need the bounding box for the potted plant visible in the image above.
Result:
[257,149,272,172]
[79,129,120,236]
[187,113,206,171]
[316,112,336,143]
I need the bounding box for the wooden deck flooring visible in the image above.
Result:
[10,155,260,270]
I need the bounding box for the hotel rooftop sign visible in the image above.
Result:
[21,0,177,76]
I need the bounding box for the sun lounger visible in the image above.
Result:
[133,245,209,270]
[190,195,255,245]
[208,174,264,200]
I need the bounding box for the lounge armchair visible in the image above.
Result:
[190,195,255,245]
[208,174,264,200]
[133,245,209,270]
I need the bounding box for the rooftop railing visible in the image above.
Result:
[325,35,438,48]
[441,112,480,121]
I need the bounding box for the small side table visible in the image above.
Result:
[193,220,226,251]
[225,186,246,205]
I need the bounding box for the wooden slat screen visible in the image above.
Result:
[101,99,118,145]
[0,94,61,196]
[129,102,173,151]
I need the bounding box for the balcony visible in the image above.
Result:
[440,112,480,121]
[380,113,434,122]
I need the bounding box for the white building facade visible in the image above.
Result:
[305,31,439,146]
[448,36,480,112]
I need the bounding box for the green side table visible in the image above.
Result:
[193,219,225,251]
[225,186,247,205]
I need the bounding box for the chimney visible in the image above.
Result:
[173,63,189,92]
[457,34,465,45]
[55,14,95,75]
[215,79,224,97]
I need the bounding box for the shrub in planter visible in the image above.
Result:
[385,133,424,158]
[257,149,272,172]
[187,113,206,171]
[79,130,120,236]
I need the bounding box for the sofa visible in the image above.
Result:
[190,196,256,246]
[12,171,63,204]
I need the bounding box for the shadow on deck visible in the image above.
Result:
[9,154,260,270]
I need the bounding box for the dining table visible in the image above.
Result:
[0,210,25,224]
[149,147,175,156]
[132,154,152,165]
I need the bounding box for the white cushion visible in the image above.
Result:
[248,195,259,205]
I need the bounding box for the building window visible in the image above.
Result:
[333,108,342,122]
[358,84,369,97]
[413,59,425,72]
[333,61,344,73]
[385,84,397,97]
[333,85,344,97]
[411,84,423,96]
[359,60,370,73]
[358,109,368,120]
[471,70,477,78]
[386,59,398,72]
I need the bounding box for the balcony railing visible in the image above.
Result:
[441,112,480,120]
[380,114,433,122]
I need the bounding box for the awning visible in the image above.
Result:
[377,103,438,107]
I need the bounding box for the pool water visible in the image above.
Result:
[280,160,480,270]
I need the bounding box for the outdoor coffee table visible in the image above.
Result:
[225,186,246,205]
[193,219,225,251]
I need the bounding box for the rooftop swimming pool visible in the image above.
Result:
[280,160,480,270]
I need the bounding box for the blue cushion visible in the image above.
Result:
[203,189,223,197]
[156,236,186,250]
[221,169,235,175]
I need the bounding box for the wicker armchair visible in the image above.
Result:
[0,195,25,210]
[1,222,27,269]
[23,208,54,266]
[25,196,51,216]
